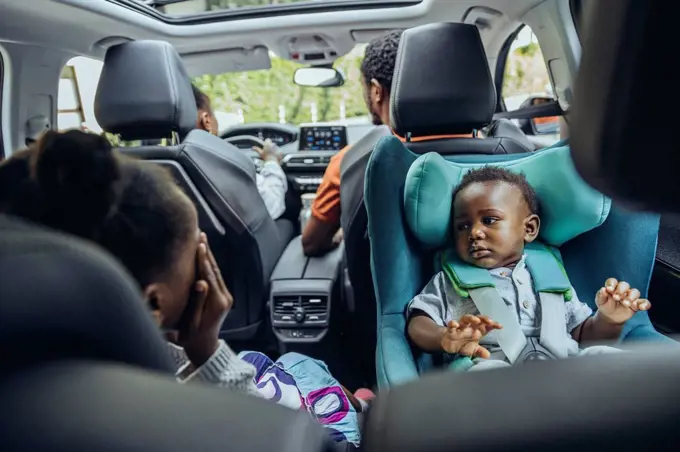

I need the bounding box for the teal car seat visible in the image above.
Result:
[366,135,675,389]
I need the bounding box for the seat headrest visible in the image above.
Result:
[402,139,611,248]
[95,40,197,141]
[390,23,496,137]
[0,215,174,372]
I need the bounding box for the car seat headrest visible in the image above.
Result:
[0,215,174,373]
[402,138,611,248]
[95,40,197,141]
[390,23,496,138]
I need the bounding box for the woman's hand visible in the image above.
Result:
[178,233,233,367]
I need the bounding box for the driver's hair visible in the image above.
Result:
[192,84,211,112]
[360,29,403,93]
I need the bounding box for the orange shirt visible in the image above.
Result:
[310,131,472,225]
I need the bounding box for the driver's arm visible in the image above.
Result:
[257,158,288,221]
[302,147,348,256]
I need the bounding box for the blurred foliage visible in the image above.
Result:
[502,39,553,102]
[193,50,367,125]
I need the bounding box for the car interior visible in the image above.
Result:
[2,0,680,450]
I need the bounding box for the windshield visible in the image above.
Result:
[192,45,369,128]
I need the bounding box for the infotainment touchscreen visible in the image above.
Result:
[299,125,348,151]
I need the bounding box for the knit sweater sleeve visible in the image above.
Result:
[167,340,261,398]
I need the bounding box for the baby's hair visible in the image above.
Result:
[452,166,539,215]
[0,130,195,287]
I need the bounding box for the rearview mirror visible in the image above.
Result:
[293,67,344,88]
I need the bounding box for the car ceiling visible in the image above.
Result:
[0,0,544,73]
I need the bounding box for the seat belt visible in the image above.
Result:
[467,288,569,363]
[538,292,569,359]
[467,287,527,364]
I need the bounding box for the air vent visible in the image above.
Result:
[273,295,298,323]
[302,295,328,323]
[285,155,327,166]
[271,294,329,326]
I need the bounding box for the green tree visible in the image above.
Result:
[193,48,369,125]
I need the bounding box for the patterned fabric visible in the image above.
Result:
[240,351,362,446]
[167,343,360,445]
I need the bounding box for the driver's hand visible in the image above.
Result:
[253,139,281,162]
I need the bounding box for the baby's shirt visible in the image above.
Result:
[406,254,593,361]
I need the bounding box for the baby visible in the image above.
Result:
[406,166,651,371]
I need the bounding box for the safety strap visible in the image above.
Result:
[440,243,573,364]
[468,287,527,363]
[538,292,569,359]
[468,288,568,363]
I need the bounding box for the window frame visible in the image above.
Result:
[492,24,563,140]
[58,64,86,131]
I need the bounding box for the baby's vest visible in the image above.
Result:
[439,242,573,364]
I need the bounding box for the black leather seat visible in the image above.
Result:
[0,214,174,372]
[95,40,292,343]
[361,347,680,452]
[390,22,534,155]
[0,215,334,452]
[339,23,533,385]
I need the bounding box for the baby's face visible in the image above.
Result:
[452,181,537,269]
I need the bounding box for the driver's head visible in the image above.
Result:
[360,30,403,126]
[193,84,219,136]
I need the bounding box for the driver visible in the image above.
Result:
[192,85,288,221]
[406,166,650,371]
[301,30,470,256]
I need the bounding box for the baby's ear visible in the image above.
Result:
[524,214,540,243]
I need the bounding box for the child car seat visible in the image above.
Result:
[365,137,677,389]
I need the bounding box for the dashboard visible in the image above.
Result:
[220,121,377,194]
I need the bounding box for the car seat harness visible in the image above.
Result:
[439,242,573,367]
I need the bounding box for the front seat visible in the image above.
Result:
[95,40,292,343]
[0,215,334,452]
[339,22,533,385]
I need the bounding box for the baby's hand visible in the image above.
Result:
[440,314,502,359]
[596,278,651,325]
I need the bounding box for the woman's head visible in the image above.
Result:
[0,130,200,329]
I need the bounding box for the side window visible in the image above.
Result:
[500,26,562,142]
[58,56,103,133]
[58,65,85,131]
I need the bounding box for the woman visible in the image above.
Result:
[0,130,370,446]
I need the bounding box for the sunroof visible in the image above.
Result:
[128,0,421,22]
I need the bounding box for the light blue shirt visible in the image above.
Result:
[407,254,593,360]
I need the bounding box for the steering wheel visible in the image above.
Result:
[223,135,265,150]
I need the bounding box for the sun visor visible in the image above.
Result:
[570,0,680,213]
[181,46,271,77]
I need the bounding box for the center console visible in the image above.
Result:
[298,125,348,151]
[269,236,344,343]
